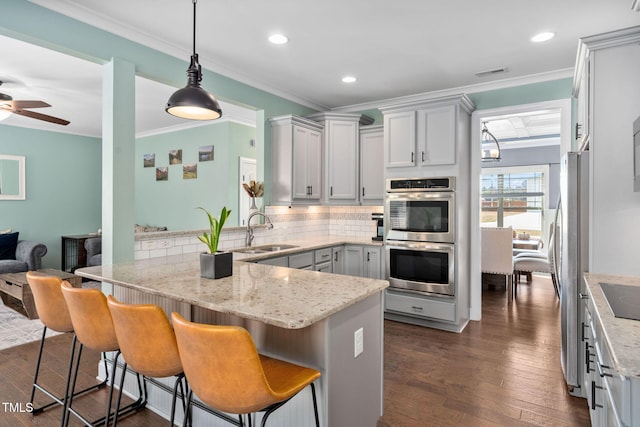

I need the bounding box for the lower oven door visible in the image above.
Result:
[386,240,454,297]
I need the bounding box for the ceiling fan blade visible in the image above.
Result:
[12,108,70,126]
[10,100,51,109]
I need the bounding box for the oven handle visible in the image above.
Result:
[385,240,454,252]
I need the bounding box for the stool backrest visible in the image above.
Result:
[171,312,274,414]
[26,272,73,333]
[107,296,182,378]
[481,226,514,275]
[61,282,119,352]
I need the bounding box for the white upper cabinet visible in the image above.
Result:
[307,112,368,205]
[270,115,324,205]
[416,105,456,166]
[360,125,385,203]
[381,94,473,171]
[384,111,416,168]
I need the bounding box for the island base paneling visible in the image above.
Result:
[107,285,384,427]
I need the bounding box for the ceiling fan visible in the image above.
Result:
[0,80,70,126]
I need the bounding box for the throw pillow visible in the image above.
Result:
[0,231,19,260]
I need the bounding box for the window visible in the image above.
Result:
[481,165,548,238]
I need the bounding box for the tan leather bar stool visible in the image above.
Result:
[25,272,108,417]
[171,312,321,427]
[61,282,146,426]
[107,296,189,426]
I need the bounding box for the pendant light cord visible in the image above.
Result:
[192,0,197,57]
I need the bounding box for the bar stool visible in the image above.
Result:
[171,312,321,427]
[107,296,189,426]
[25,272,108,416]
[60,282,146,426]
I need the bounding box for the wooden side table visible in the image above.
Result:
[0,268,82,319]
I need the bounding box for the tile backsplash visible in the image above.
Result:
[134,205,383,260]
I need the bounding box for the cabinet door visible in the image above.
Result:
[417,106,456,166]
[306,128,322,199]
[328,121,358,201]
[333,246,345,275]
[292,126,322,200]
[384,111,416,168]
[360,129,384,202]
[344,245,364,277]
[364,246,382,279]
[292,125,311,199]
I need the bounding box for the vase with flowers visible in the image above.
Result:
[197,206,233,279]
[242,180,264,216]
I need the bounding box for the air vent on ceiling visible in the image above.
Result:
[475,67,508,78]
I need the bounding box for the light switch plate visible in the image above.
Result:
[354,327,364,358]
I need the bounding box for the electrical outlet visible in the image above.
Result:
[354,327,364,358]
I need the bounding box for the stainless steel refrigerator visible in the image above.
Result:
[554,150,589,397]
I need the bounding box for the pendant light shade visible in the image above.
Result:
[481,122,502,162]
[166,0,222,121]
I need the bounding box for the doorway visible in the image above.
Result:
[470,99,572,320]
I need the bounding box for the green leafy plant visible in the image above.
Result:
[197,206,231,253]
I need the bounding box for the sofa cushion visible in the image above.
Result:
[0,232,19,260]
[0,259,29,274]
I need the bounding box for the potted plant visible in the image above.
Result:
[197,206,233,279]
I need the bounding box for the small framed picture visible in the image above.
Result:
[143,153,155,168]
[169,149,183,165]
[199,145,214,162]
[183,163,197,179]
[156,167,168,181]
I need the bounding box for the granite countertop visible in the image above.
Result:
[584,273,640,378]
[77,249,388,330]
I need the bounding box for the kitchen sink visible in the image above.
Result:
[234,244,299,254]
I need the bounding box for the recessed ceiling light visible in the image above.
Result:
[342,76,357,83]
[531,32,555,43]
[268,34,288,45]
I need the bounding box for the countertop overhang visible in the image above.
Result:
[77,244,388,329]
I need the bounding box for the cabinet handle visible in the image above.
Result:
[597,362,613,378]
[330,186,333,196]
[334,253,338,262]
[576,123,583,140]
[411,152,414,163]
[585,342,594,373]
[362,187,365,197]
[579,293,589,300]
[422,151,425,162]
[411,305,423,312]
[581,322,589,341]
[591,381,603,410]
[367,252,370,262]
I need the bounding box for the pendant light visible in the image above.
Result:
[481,122,502,162]
[166,0,222,120]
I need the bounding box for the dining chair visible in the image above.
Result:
[171,312,321,427]
[481,226,515,299]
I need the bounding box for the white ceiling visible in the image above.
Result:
[1,0,638,138]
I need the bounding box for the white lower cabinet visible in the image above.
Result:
[256,244,382,280]
[385,290,456,322]
[583,293,637,427]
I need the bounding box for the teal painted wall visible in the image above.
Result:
[467,78,573,110]
[135,122,255,230]
[0,125,101,268]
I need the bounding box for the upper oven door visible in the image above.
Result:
[385,191,455,243]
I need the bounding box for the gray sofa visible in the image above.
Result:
[84,237,101,267]
[0,240,48,274]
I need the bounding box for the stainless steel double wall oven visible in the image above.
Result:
[385,177,455,297]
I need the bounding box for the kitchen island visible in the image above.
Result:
[77,253,388,427]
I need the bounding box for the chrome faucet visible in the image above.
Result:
[245,211,274,247]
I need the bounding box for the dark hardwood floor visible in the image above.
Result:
[379,275,591,426]
[0,275,590,426]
